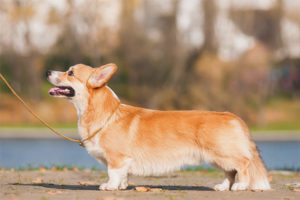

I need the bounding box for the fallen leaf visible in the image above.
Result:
[63,167,68,172]
[135,186,151,192]
[268,175,272,182]
[39,167,47,172]
[32,178,44,184]
[10,168,15,172]
[51,167,57,171]
[72,167,79,172]
[79,181,99,186]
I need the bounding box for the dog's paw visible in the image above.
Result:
[119,181,128,190]
[214,179,230,191]
[231,183,248,191]
[214,183,230,191]
[99,183,119,191]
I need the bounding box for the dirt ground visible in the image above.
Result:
[0,169,299,200]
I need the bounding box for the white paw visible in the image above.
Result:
[231,183,248,191]
[214,183,230,191]
[119,181,128,190]
[99,183,119,191]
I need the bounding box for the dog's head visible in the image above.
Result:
[47,63,117,100]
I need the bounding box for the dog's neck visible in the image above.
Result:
[73,86,120,133]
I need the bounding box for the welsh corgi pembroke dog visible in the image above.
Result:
[47,63,271,191]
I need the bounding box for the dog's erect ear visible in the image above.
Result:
[87,63,117,88]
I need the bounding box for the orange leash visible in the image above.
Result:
[0,73,119,147]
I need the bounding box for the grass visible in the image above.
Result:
[0,164,100,171]
[252,97,300,131]
[0,123,77,129]
[248,97,300,131]
[275,166,300,172]
[183,166,216,172]
[1,121,300,131]
[250,123,300,131]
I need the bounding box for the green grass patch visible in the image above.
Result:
[250,122,300,131]
[0,164,102,171]
[0,123,77,129]
[183,166,216,172]
[253,97,300,131]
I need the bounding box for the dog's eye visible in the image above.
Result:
[68,71,74,76]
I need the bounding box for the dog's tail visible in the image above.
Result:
[248,145,271,190]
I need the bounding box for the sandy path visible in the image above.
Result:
[1,170,299,200]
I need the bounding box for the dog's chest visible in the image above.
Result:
[78,126,107,162]
[86,143,106,161]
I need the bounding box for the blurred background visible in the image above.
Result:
[1,0,300,129]
[0,0,300,170]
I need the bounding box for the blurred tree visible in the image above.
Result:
[0,0,299,126]
[0,0,42,100]
[45,0,105,70]
[230,0,283,51]
[202,0,217,53]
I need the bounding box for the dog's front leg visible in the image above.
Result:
[99,165,129,191]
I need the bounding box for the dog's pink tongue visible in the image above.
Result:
[48,87,59,94]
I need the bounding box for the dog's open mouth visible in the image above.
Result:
[48,86,75,97]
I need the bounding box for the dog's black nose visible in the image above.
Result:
[46,70,51,77]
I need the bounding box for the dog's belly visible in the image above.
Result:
[128,147,204,176]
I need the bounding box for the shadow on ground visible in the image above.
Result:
[12,183,214,191]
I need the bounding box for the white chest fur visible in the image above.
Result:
[78,124,107,164]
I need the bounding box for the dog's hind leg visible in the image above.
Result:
[211,156,249,191]
[214,170,236,191]
[231,158,250,191]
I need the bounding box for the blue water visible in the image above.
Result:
[0,139,299,170]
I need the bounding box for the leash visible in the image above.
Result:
[0,73,120,147]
